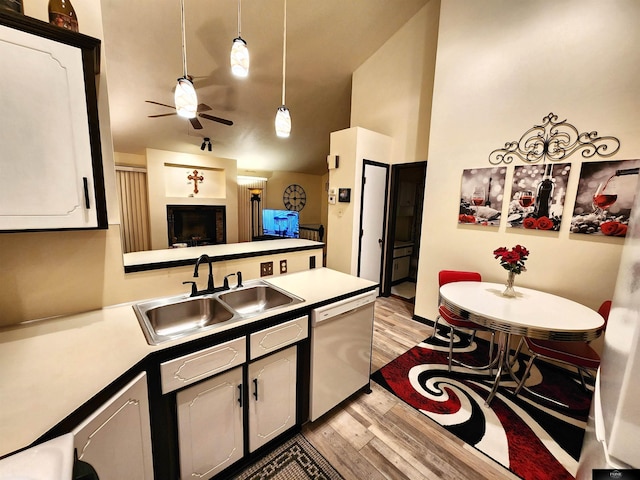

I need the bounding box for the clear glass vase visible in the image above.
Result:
[503,271,517,297]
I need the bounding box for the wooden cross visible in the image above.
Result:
[188,170,204,194]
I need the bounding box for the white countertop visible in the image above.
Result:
[0,268,375,457]
[124,239,323,268]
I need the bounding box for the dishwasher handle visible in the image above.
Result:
[311,291,376,326]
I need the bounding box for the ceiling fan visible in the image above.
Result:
[146,100,233,130]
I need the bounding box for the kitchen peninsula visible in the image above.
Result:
[0,267,377,479]
[123,238,324,273]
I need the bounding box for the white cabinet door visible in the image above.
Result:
[176,366,244,480]
[392,256,410,281]
[248,346,297,452]
[0,18,106,230]
[72,372,154,480]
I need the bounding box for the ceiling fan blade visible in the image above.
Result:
[145,100,176,110]
[189,117,203,130]
[196,103,212,112]
[199,113,233,126]
[148,113,177,118]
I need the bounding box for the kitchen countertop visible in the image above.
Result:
[123,238,324,272]
[0,268,376,457]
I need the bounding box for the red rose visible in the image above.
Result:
[502,251,521,264]
[600,221,621,236]
[458,214,476,223]
[513,245,529,257]
[537,216,554,230]
[523,217,537,229]
[493,247,508,258]
[615,224,628,236]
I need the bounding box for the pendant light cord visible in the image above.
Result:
[180,0,188,78]
[237,0,242,37]
[281,0,287,105]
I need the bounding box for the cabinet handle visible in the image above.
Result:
[83,177,90,209]
[237,384,242,407]
[253,378,258,401]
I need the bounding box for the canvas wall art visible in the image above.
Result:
[571,159,640,237]
[506,163,571,231]
[458,167,506,226]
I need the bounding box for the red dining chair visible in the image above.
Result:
[514,300,611,401]
[433,270,496,372]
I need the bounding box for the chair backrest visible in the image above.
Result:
[598,300,612,328]
[438,270,481,287]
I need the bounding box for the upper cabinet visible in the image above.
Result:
[0,12,107,231]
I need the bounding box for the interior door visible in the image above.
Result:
[358,160,389,284]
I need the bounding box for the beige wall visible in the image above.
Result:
[327,128,392,275]
[415,0,640,333]
[265,171,325,226]
[351,1,440,164]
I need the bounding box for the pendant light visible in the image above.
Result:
[275,0,291,138]
[230,0,249,77]
[174,0,197,119]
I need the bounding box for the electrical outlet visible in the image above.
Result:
[260,261,273,277]
[280,259,287,274]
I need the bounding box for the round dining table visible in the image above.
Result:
[439,281,605,404]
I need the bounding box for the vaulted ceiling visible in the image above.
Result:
[101,0,430,175]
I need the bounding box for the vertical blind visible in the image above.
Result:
[237,180,267,242]
[115,166,151,253]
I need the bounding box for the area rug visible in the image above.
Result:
[235,434,344,480]
[371,331,594,480]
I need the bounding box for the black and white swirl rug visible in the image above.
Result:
[371,332,593,480]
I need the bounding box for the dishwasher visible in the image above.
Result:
[309,290,376,421]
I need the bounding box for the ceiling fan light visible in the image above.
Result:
[230,37,249,77]
[275,105,291,138]
[174,77,198,119]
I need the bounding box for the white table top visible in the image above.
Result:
[439,281,604,341]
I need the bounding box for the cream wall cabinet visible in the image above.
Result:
[0,13,107,231]
[176,366,244,480]
[72,372,154,480]
[248,346,297,452]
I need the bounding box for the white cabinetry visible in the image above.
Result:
[248,346,297,452]
[72,372,154,480]
[176,367,244,480]
[392,245,413,282]
[0,14,107,231]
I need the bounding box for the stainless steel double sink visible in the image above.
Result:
[133,280,303,345]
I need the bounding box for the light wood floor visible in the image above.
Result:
[303,296,519,480]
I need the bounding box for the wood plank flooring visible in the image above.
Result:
[303,296,519,480]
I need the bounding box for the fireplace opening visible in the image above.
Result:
[167,205,226,247]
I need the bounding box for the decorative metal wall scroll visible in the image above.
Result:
[489,113,620,165]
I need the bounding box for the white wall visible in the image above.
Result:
[415,0,640,325]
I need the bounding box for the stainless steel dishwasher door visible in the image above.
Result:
[309,291,376,421]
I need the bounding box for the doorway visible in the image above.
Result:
[357,160,389,285]
[382,161,427,301]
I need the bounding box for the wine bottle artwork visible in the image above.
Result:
[471,186,484,215]
[533,163,554,218]
[48,0,79,32]
[592,168,639,214]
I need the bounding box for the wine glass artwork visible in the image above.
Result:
[593,180,617,214]
[471,187,485,215]
[519,189,535,213]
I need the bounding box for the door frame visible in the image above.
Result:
[382,161,427,296]
[357,159,390,286]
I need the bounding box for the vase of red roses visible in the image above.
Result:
[493,245,529,297]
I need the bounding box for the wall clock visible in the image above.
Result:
[283,184,306,211]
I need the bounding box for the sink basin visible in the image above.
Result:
[218,283,303,316]
[133,295,236,345]
[133,280,303,345]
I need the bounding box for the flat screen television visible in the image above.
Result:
[262,209,299,238]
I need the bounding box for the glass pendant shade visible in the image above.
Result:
[230,37,249,77]
[275,106,291,138]
[174,77,198,118]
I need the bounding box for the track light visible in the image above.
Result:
[201,137,212,151]
[230,0,249,77]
